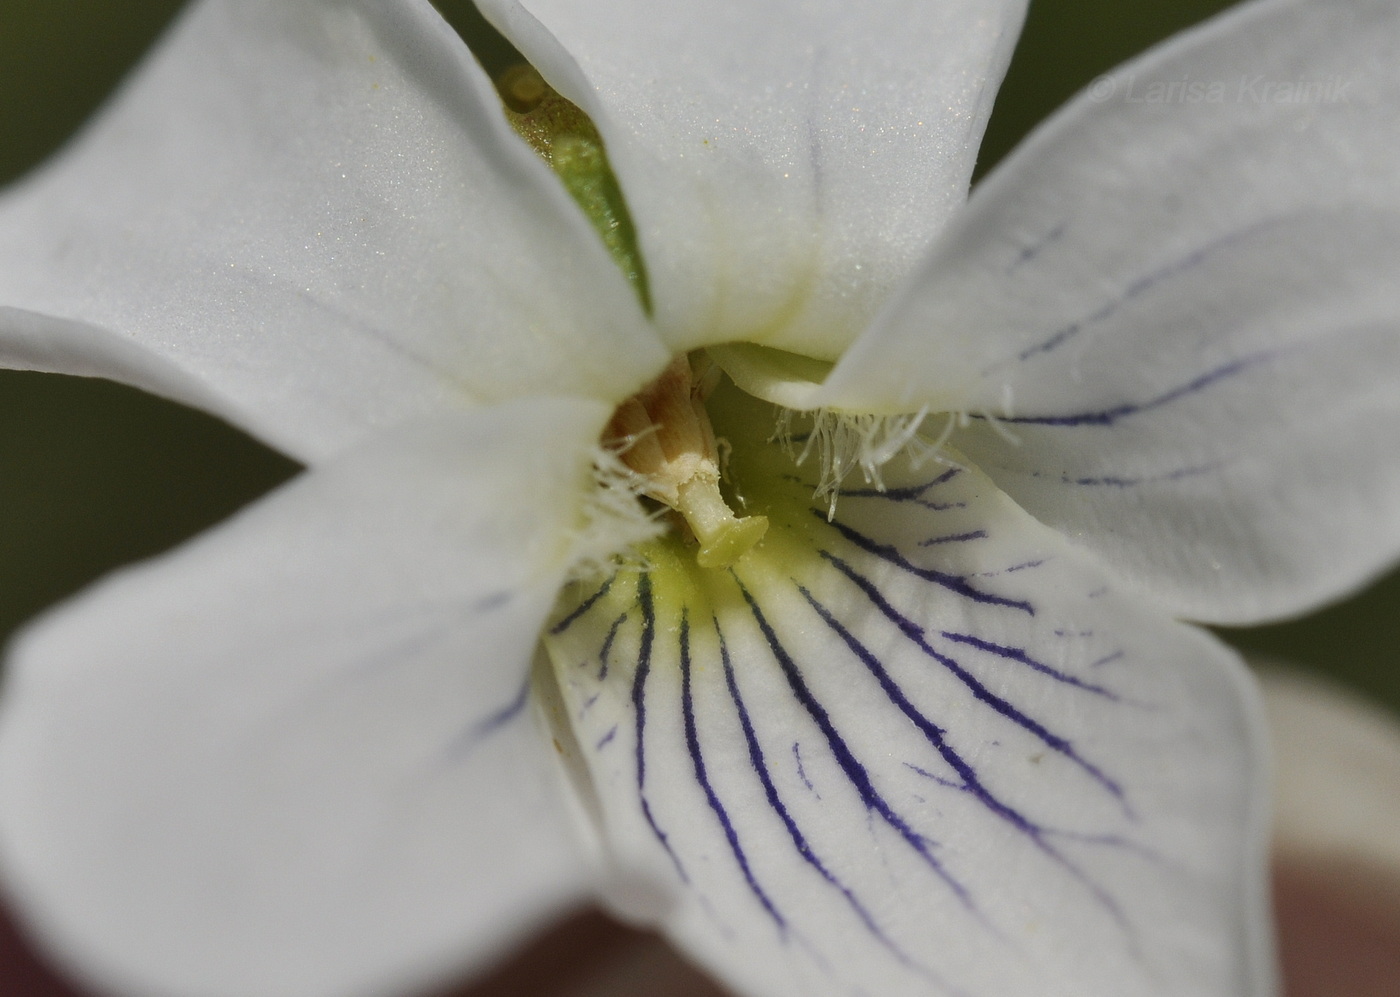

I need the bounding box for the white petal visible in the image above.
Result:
[0,0,666,462]
[478,0,1026,360]
[820,0,1400,624]
[541,383,1272,997]
[0,396,611,997]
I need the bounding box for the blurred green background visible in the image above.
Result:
[0,0,1396,715]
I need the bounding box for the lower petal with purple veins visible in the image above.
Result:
[542,381,1273,997]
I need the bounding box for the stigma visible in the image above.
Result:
[605,355,769,568]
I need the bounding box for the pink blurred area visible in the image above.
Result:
[1272,855,1400,997]
[4,856,1400,997]
[0,901,730,997]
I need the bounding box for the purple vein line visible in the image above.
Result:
[713,617,927,971]
[679,611,787,933]
[632,573,688,882]
[797,582,1130,917]
[733,576,975,911]
[1013,217,1282,363]
[821,551,1127,809]
[938,631,1120,700]
[989,352,1273,428]
[796,581,1137,933]
[550,574,616,635]
[821,517,1033,615]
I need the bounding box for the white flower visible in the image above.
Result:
[0,1,1398,997]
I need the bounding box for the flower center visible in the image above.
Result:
[491,62,940,569]
[493,63,770,570]
[605,354,768,568]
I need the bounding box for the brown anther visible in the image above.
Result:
[605,355,767,567]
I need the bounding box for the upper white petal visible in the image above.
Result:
[0,397,610,997]
[542,383,1273,997]
[478,0,1027,360]
[0,0,667,462]
[820,0,1400,623]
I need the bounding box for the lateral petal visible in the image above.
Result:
[821,0,1400,623]
[0,397,610,997]
[478,0,1026,360]
[542,384,1272,997]
[0,0,666,462]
